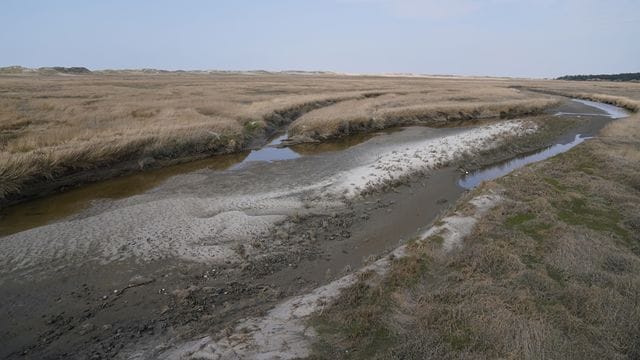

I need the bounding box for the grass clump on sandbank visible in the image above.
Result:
[289,88,559,141]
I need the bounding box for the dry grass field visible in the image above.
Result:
[288,86,556,140]
[2,72,640,207]
[521,80,640,112]
[310,86,640,359]
[0,73,566,204]
[0,73,368,203]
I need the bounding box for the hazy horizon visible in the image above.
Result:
[2,0,638,78]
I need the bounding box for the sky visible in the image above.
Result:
[1,0,638,78]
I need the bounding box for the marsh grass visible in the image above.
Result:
[289,89,559,140]
[2,73,639,204]
[520,80,640,113]
[0,73,382,201]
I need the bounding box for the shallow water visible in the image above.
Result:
[0,130,387,236]
[230,135,299,170]
[0,152,249,237]
[459,134,591,189]
[573,99,629,119]
[460,99,630,189]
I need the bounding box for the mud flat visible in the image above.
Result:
[123,99,629,359]
[0,100,622,359]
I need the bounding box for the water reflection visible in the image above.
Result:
[0,152,248,237]
[230,135,300,170]
[0,130,379,236]
[291,131,386,155]
[572,99,629,119]
[459,99,630,189]
[459,134,590,189]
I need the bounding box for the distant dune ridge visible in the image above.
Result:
[0,66,92,75]
[0,66,341,76]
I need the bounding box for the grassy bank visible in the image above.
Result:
[3,74,639,206]
[310,100,640,358]
[519,80,640,113]
[288,89,557,141]
[0,73,378,204]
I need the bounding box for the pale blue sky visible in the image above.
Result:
[1,0,638,78]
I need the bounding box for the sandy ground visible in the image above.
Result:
[0,100,616,359]
[0,122,534,278]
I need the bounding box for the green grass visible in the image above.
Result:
[543,176,567,191]
[243,120,262,133]
[556,197,629,239]
[443,326,474,351]
[506,213,552,241]
[522,222,553,241]
[427,234,445,246]
[545,265,567,286]
[506,213,536,227]
[310,280,396,359]
[311,253,431,359]
[520,253,543,267]
[387,256,430,288]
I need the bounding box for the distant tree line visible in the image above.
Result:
[557,73,640,82]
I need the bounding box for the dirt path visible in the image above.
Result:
[0,100,617,359]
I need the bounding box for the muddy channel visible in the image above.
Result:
[0,99,627,359]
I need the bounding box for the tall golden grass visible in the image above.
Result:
[2,72,639,203]
[289,89,558,140]
[0,73,382,201]
[520,79,640,112]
